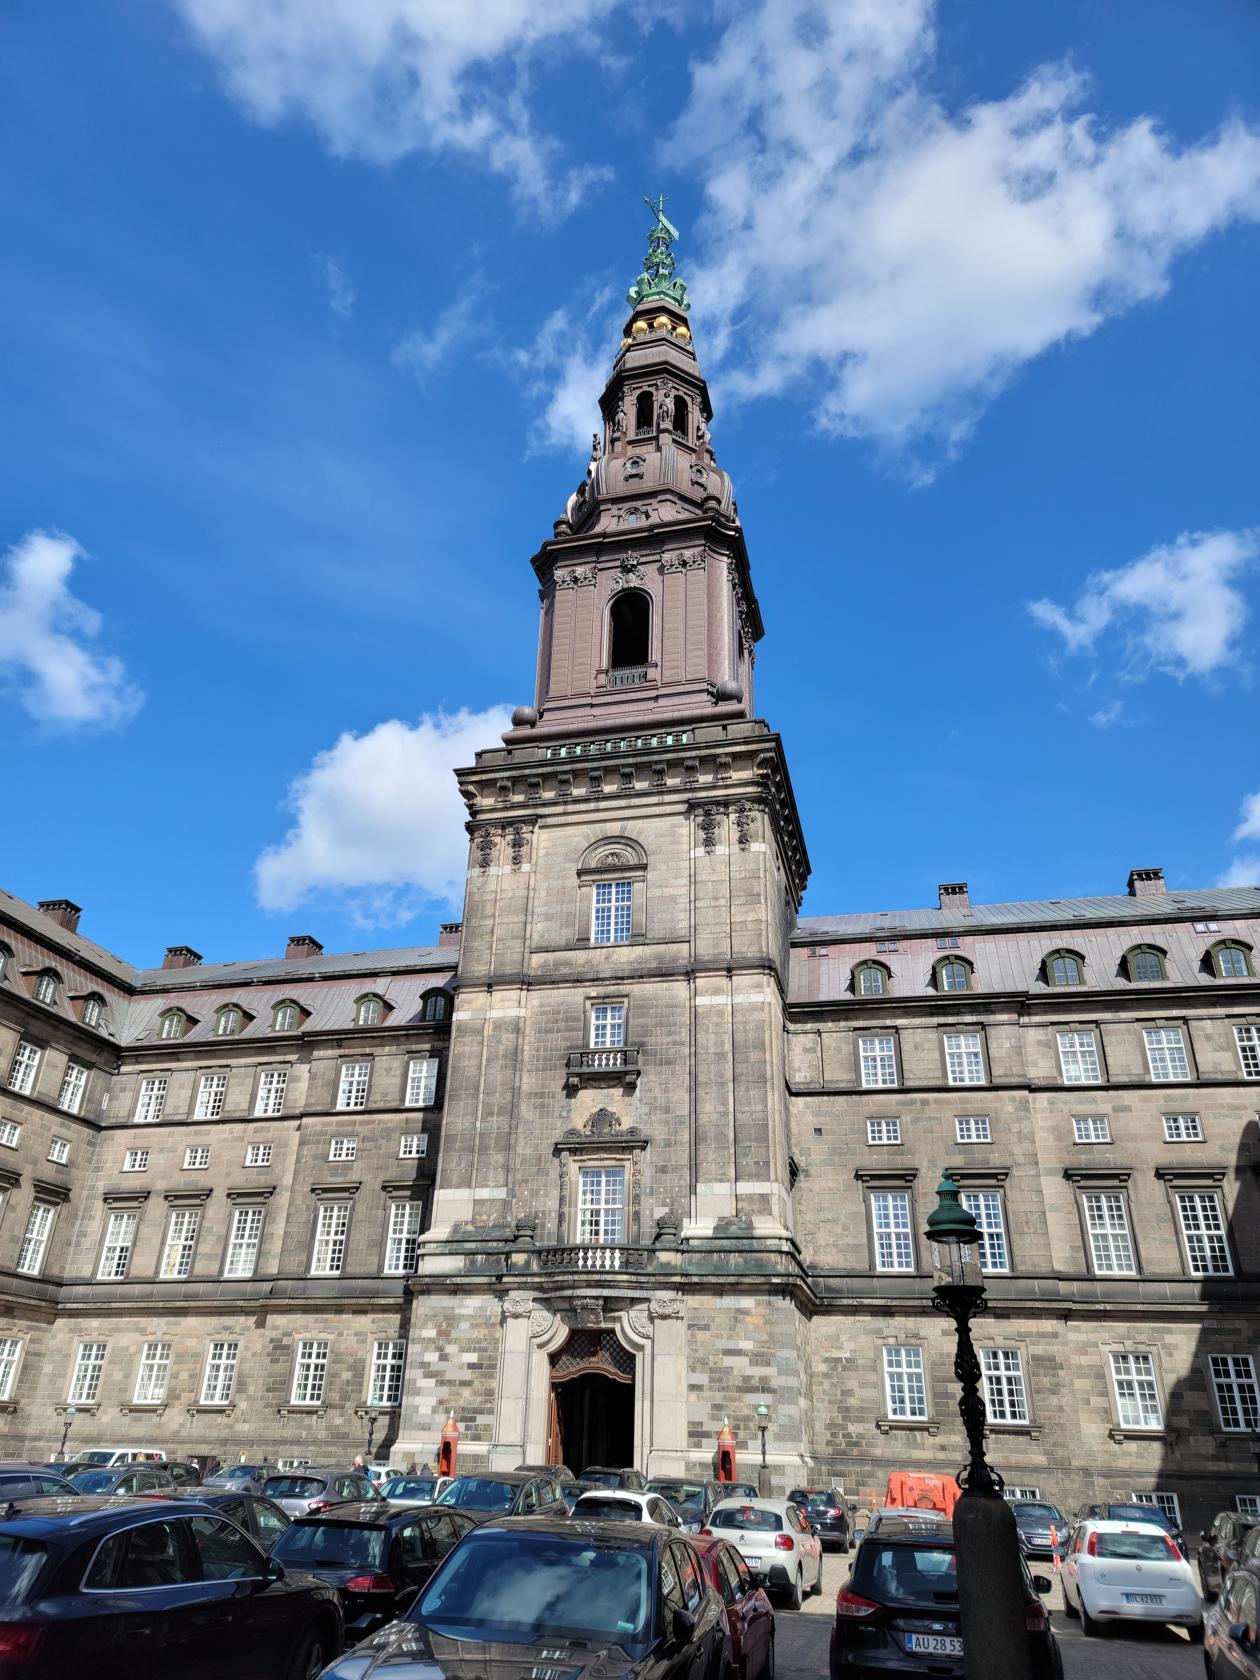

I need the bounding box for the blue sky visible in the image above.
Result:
[1,0,1257,966]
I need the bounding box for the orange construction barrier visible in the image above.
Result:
[884,1472,961,1518]
[1051,1524,1060,1568]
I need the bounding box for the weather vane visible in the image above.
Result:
[627,192,690,312]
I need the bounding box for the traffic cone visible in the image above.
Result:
[1050,1525,1060,1570]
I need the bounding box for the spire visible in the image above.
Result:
[627,193,690,313]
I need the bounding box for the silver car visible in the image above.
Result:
[261,1465,381,1518]
[377,1473,453,1508]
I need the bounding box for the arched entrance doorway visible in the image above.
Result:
[548,1329,635,1472]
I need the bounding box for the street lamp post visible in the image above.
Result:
[57,1403,76,1461]
[755,1402,770,1495]
[365,1409,381,1463]
[925,1170,1031,1680]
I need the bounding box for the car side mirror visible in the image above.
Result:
[671,1608,695,1648]
[1032,1576,1052,1594]
[264,1557,285,1583]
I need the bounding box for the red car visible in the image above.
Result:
[695,1534,775,1680]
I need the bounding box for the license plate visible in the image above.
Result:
[905,1634,963,1655]
[1123,1592,1164,1604]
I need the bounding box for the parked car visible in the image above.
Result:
[1061,1517,1201,1639]
[1204,1559,1260,1677]
[516,1462,574,1479]
[645,1478,726,1533]
[263,1467,382,1519]
[66,1448,166,1466]
[726,1484,760,1502]
[1201,1510,1258,1599]
[694,1535,775,1680]
[201,1463,269,1491]
[67,1463,176,1497]
[0,1462,80,1500]
[571,1489,681,1526]
[0,1494,342,1679]
[433,1471,567,1520]
[705,1497,823,1610]
[1241,1526,1260,1569]
[164,1460,204,1490]
[830,1514,1062,1679]
[865,1506,952,1538]
[378,1474,452,1508]
[1074,1500,1186,1553]
[787,1488,852,1552]
[557,1478,600,1515]
[581,1466,647,1491]
[1009,1500,1070,1562]
[315,1514,730,1680]
[271,1500,477,1644]
[183,1487,292,1551]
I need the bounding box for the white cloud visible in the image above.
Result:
[1235,790,1260,846]
[254,706,512,923]
[315,253,355,319]
[510,290,620,457]
[392,283,487,386]
[1028,528,1256,679]
[1089,699,1126,729]
[1218,856,1260,889]
[0,529,143,729]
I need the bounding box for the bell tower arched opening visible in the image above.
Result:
[608,590,650,672]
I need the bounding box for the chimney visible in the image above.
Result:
[286,934,323,961]
[1127,867,1166,899]
[938,882,969,910]
[438,922,462,948]
[162,945,202,969]
[38,898,82,933]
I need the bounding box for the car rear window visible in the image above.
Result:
[69,1471,116,1494]
[382,1478,438,1502]
[263,1477,325,1499]
[436,1478,517,1511]
[576,1499,644,1522]
[580,1473,620,1490]
[272,1522,388,1569]
[711,1507,782,1532]
[800,1493,837,1509]
[853,1542,958,1605]
[1095,1532,1171,1560]
[1108,1505,1171,1529]
[646,1483,706,1514]
[0,1538,46,1605]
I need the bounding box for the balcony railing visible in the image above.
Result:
[537,1245,651,1273]
[606,665,650,689]
[565,1045,641,1092]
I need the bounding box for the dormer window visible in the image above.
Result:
[634,391,653,434]
[272,1000,301,1033]
[1045,950,1085,987]
[854,961,890,997]
[158,1009,188,1041]
[672,395,689,438]
[355,994,386,1027]
[1125,945,1167,983]
[33,971,59,1005]
[214,1005,244,1038]
[421,991,450,1023]
[1210,941,1253,979]
[0,946,10,983]
[81,995,105,1029]
[935,957,972,993]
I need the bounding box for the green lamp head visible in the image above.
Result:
[924,1169,981,1245]
[755,1403,769,1420]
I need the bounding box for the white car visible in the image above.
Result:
[705,1496,823,1608]
[66,1447,166,1467]
[378,1472,454,1507]
[1062,1518,1202,1637]
[571,1489,682,1526]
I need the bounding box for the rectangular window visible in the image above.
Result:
[224,1205,263,1277]
[194,1072,228,1120]
[69,1341,107,1404]
[98,1211,138,1279]
[1163,1113,1203,1142]
[291,1339,329,1406]
[1175,1191,1232,1276]
[404,1057,439,1107]
[336,1061,371,1111]
[1133,1491,1181,1527]
[254,1069,288,1117]
[1210,1354,1260,1433]
[311,1202,350,1275]
[981,1349,1030,1424]
[0,1121,20,1149]
[591,879,633,945]
[1073,1115,1111,1144]
[937,936,960,950]
[159,1208,200,1280]
[960,1191,1009,1273]
[1057,1031,1100,1084]
[133,1341,172,1405]
[590,1004,626,1049]
[57,1062,87,1114]
[7,1042,41,1095]
[328,1137,357,1162]
[399,1133,428,1158]
[16,1203,54,1275]
[883,1346,928,1420]
[47,1138,70,1165]
[577,1167,626,1246]
[1003,1487,1042,1503]
[0,1339,22,1402]
[1237,1494,1260,1518]
[122,1148,149,1173]
[183,1146,210,1170]
[1083,1192,1136,1274]
[201,1341,238,1405]
[866,1118,901,1145]
[858,1035,898,1088]
[135,1076,169,1123]
[245,1143,272,1167]
[1110,1351,1163,1430]
[871,1191,914,1272]
[368,1339,406,1407]
[1144,1026,1190,1082]
[954,1115,991,1144]
[943,1032,985,1085]
[384,1202,424,1274]
[1234,1025,1260,1079]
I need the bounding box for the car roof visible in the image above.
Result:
[476,1514,664,1547]
[1081,1517,1174,1533]
[712,1496,796,1512]
[582,1467,637,1475]
[862,1516,954,1542]
[448,1470,535,1485]
[290,1502,412,1526]
[0,1496,221,1536]
[264,1466,357,1478]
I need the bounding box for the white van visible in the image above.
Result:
[67,1447,166,1466]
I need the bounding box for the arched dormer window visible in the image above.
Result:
[0,945,10,983]
[1124,945,1167,983]
[272,1000,301,1033]
[934,957,973,993]
[355,993,386,1027]
[158,1009,189,1041]
[81,995,105,1029]
[1044,949,1085,987]
[673,395,689,439]
[1210,940,1254,979]
[214,1004,244,1038]
[421,990,451,1024]
[608,590,650,674]
[853,961,890,998]
[634,391,654,434]
[33,970,60,1006]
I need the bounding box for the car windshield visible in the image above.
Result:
[854,1542,959,1605]
[1108,1505,1172,1530]
[69,1452,114,1465]
[69,1471,117,1493]
[213,1467,261,1482]
[0,1538,46,1606]
[711,1507,782,1533]
[436,1478,518,1511]
[1012,1504,1060,1523]
[1096,1532,1171,1560]
[414,1531,650,1646]
[383,1478,438,1502]
[646,1482,705,1515]
[263,1476,326,1499]
[576,1499,644,1522]
[273,1523,388,1570]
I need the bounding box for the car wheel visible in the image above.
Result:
[783,1569,802,1611]
[1080,1599,1102,1639]
[1188,1620,1204,1645]
[812,1553,823,1595]
[286,1621,333,1680]
[763,1634,775,1680]
[1061,1585,1079,1619]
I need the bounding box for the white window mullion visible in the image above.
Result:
[981,1349,1029,1424]
[1175,1191,1232,1276]
[133,1341,172,1404]
[368,1339,406,1406]
[69,1341,107,1404]
[224,1205,263,1277]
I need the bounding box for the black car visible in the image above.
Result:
[645,1478,726,1533]
[557,1479,601,1514]
[1009,1501,1069,1562]
[434,1471,568,1520]
[164,1461,204,1490]
[0,1463,79,1500]
[582,1466,647,1491]
[829,1515,1062,1679]
[317,1514,731,1680]
[67,1464,176,1497]
[1203,1560,1260,1676]
[0,1495,342,1679]
[516,1462,574,1479]
[1074,1500,1186,1553]
[270,1500,477,1643]
[788,1489,852,1552]
[1201,1509,1258,1599]
[184,1488,293,1551]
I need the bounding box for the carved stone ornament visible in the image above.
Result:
[507,822,528,871]
[556,566,597,590]
[661,551,705,574]
[597,848,634,867]
[501,1292,535,1320]
[734,800,753,851]
[458,783,478,815]
[610,555,646,593]
[697,804,722,853]
[649,1293,685,1320]
[727,562,755,654]
[586,1106,622,1136]
[577,1301,606,1328]
[475,828,496,872]
[625,1307,652,1340]
[529,1307,556,1339]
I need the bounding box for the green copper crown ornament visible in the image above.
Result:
[925,1169,981,1245]
[627,193,691,313]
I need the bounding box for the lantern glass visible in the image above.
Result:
[930,1237,982,1289]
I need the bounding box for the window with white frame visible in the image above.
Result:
[859,1036,898,1088]
[1057,1031,1100,1084]
[1073,1115,1111,1144]
[328,1137,357,1162]
[1083,1191,1136,1274]
[224,1205,263,1277]
[1163,1113,1203,1142]
[159,1208,200,1279]
[883,1346,928,1420]
[8,1041,41,1095]
[1234,1025,1260,1079]
[960,1191,1010,1272]
[276,1458,313,1472]
[384,1202,424,1274]
[1237,1494,1260,1517]
[590,1004,626,1049]
[33,973,57,1005]
[193,1072,227,1120]
[273,1002,299,1033]
[1210,1355,1260,1433]
[1003,1487,1042,1502]
[591,880,633,945]
[135,1076,169,1123]
[16,1203,54,1275]
[1132,1490,1181,1526]
[1144,1027,1190,1082]
[955,1116,991,1144]
[47,1138,70,1165]
[133,1341,172,1405]
[254,1069,288,1117]
[82,997,104,1028]
[336,1061,371,1110]
[245,1143,272,1167]
[856,965,886,997]
[122,1148,149,1173]
[310,1202,350,1274]
[943,1032,985,1085]
[291,1339,329,1405]
[98,1211,138,1279]
[399,1133,427,1159]
[938,961,969,992]
[0,947,8,982]
[404,1058,438,1107]
[201,1340,238,1404]
[69,1341,107,1404]
[866,1118,901,1145]
[1110,1351,1163,1429]
[368,1339,405,1407]
[183,1146,210,1170]
[981,1349,1030,1424]
[57,1062,88,1114]
[871,1191,914,1271]
[577,1167,626,1246]
[355,997,382,1027]
[1215,945,1252,979]
[1175,1191,1232,1276]
[159,1011,185,1041]
[0,1121,20,1149]
[0,1338,22,1402]
[214,1007,243,1038]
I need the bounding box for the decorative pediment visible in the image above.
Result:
[559,1106,646,1147]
